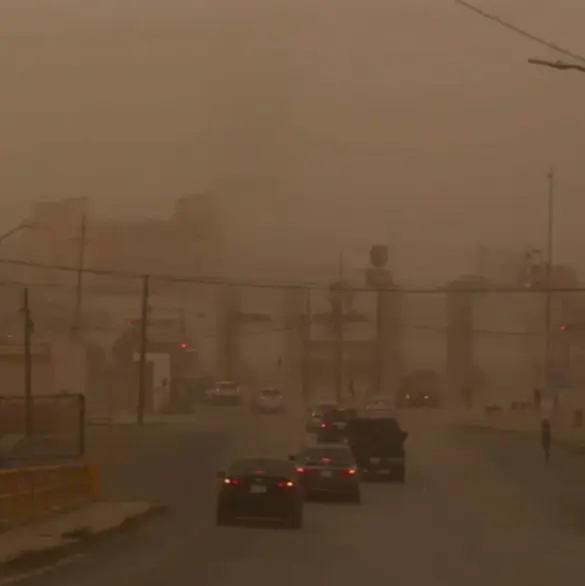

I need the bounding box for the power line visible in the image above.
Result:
[0,258,318,291]
[454,0,585,63]
[7,318,546,340]
[1,256,584,293]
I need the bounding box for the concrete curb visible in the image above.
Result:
[0,502,169,580]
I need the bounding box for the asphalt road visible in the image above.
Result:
[15,409,585,586]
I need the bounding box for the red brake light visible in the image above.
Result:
[295,466,305,473]
[180,342,188,349]
[277,480,295,488]
[342,467,357,476]
[224,477,240,485]
[321,457,331,463]
[320,423,327,428]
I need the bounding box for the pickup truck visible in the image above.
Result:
[345,413,407,483]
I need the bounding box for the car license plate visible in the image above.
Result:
[250,485,266,494]
[321,470,332,478]
[370,457,381,464]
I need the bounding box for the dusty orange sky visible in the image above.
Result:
[0,0,584,282]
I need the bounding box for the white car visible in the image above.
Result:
[206,381,242,405]
[251,388,285,413]
[365,396,396,413]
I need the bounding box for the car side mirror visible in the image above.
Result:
[216,471,226,480]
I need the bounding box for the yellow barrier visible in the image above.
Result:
[0,462,98,530]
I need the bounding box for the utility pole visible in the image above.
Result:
[375,288,383,394]
[178,308,187,342]
[72,214,88,336]
[544,169,555,404]
[23,288,33,437]
[137,275,150,424]
[335,254,344,404]
[225,296,234,380]
[301,287,312,402]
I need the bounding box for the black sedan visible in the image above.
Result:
[316,408,358,443]
[215,458,303,529]
[289,444,361,503]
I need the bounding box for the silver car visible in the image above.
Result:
[251,388,285,413]
[364,395,395,413]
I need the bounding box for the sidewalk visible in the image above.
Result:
[448,405,585,449]
[0,500,168,580]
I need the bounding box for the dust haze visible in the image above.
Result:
[3,4,585,585]
[1,0,584,282]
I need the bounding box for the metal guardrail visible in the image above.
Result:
[0,461,97,530]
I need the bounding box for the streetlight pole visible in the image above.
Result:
[335,254,344,405]
[0,221,34,245]
[544,169,555,403]
[528,58,585,73]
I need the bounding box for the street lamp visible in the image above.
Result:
[528,58,585,73]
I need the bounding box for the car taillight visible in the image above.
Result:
[224,477,240,485]
[295,466,305,473]
[320,423,327,428]
[277,481,295,488]
[341,467,357,476]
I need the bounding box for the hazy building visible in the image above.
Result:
[11,194,224,283]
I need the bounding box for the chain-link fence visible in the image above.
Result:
[0,394,85,463]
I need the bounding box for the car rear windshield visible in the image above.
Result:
[261,388,281,397]
[313,403,337,414]
[348,418,401,435]
[228,458,294,477]
[299,448,354,466]
[218,382,237,390]
[368,398,393,406]
[324,409,358,422]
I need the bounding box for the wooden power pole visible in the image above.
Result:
[136,275,150,424]
[23,287,33,436]
[301,287,312,402]
[73,214,88,335]
[335,254,344,404]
